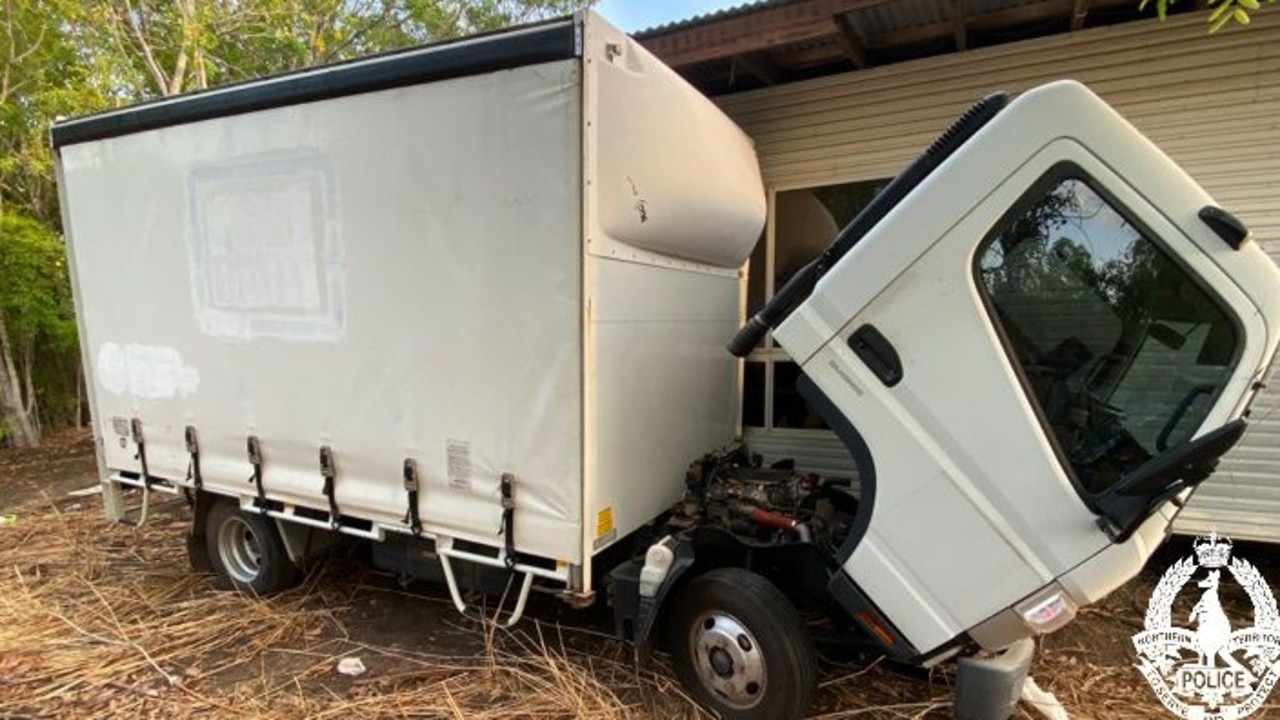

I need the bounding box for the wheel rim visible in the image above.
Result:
[689,610,767,709]
[216,515,264,584]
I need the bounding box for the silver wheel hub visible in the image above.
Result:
[690,611,766,709]
[217,515,263,584]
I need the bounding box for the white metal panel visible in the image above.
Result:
[587,258,741,554]
[61,60,587,563]
[587,17,765,273]
[581,15,764,556]
[719,13,1280,541]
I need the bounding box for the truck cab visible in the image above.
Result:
[615,80,1280,720]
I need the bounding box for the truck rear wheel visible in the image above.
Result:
[666,568,818,720]
[206,499,300,595]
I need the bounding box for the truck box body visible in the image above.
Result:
[53,14,765,582]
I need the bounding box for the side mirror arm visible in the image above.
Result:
[1094,418,1246,543]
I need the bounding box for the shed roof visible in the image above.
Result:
[635,0,1187,94]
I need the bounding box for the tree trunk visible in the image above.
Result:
[0,311,38,446]
[20,335,33,413]
[20,336,39,437]
[75,358,84,429]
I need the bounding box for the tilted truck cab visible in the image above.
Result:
[782,80,1280,654]
[51,12,1280,720]
[616,81,1280,719]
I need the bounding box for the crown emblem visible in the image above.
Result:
[1194,532,1233,569]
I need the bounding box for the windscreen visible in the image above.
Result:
[977,176,1240,495]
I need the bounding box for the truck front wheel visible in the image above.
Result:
[206,499,300,595]
[666,568,818,720]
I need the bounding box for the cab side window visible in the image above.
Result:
[977,176,1239,495]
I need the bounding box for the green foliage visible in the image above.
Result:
[1140,0,1273,32]
[0,214,75,348]
[71,0,589,100]
[0,214,77,439]
[0,0,110,227]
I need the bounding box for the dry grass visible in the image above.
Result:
[0,501,704,719]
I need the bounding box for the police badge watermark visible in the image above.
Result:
[1133,533,1280,719]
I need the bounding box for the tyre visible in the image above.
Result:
[205,499,300,595]
[665,568,818,720]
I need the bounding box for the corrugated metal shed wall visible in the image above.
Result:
[718,12,1280,541]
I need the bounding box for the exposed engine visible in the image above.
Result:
[673,449,859,555]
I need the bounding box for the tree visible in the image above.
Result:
[0,0,106,445]
[80,0,589,100]
[1143,0,1273,33]
[0,0,107,226]
[0,215,76,446]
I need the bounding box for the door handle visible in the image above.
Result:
[848,324,903,387]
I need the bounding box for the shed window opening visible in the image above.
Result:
[977,177,1239,496]
[744,178,890,432]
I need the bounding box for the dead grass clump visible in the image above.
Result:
[0,501,703,718]
[0,503,336,718]
[316,624,703,719]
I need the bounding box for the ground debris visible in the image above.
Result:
[336,657,367,676]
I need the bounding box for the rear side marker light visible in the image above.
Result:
[856,610,897,647]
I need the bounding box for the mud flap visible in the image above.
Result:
[954,637,1034,720]
[186,491,214,573]
[609,539,696,664]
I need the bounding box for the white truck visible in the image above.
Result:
[51,11,1280,720]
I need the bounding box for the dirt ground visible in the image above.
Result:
[1,430,1278,719]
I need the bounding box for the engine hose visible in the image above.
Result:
[728,502,811,541]
[748,506,797,530]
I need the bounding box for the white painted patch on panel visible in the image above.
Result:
[187,152,344,341]
[96,342,200,399]
[446,440,472,491]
